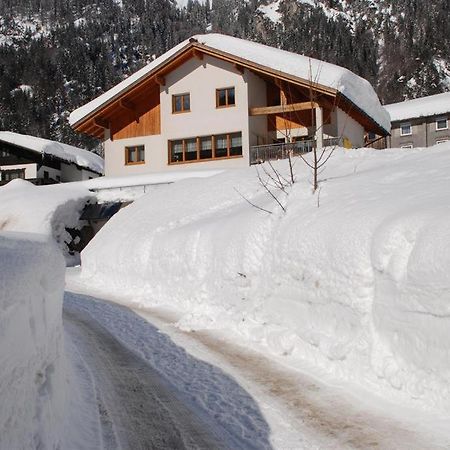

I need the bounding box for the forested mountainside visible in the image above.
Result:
[0,0,448,150]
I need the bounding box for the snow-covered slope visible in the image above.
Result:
[0,131,104,174]
[0,233,66,449]
[78,142,450,413]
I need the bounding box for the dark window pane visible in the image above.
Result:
[138,146,145,162]
[227,88,235,105]
[171,140,183,162]
[185,138,197,160]
[200,137,212,159]
[230,133,242,156]
[215,135,227,157]
[218,89,227,107]
[183,94,190,111]
[174,96,182,112]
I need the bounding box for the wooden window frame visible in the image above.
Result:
[216,87,236,109]
[168,131,243,165]
[125,145,145,165]
[172,93,191,114]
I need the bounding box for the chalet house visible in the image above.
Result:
[382,92,450,149]
[0,131,103,185]
[69,34,390,177]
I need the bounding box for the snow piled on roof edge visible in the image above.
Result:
[69,33,390,133]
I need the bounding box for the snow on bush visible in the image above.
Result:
[0,233,66,449]
[79,143,450,412]
[0,179,93,261]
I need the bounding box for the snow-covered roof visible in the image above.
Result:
[385,92,450,123]
[0,131,104,174]
[69,33,390,134]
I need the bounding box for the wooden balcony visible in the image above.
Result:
[249,137,342,165]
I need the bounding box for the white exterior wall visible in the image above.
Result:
[0,163,37,180]
[336,107,365,148]
[104,58,367,177]
[60,163,100,181]
[105,56,251,176]
[37,165,61,181]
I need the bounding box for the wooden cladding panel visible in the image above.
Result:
[112,86,161,140]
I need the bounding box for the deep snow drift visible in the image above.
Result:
[0,179,93,260]
[0,233,66,449]
[78,142,450,413]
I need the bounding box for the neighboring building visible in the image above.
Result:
[69,33,390,177]
[376,92,450,149]
[0,132,104,185]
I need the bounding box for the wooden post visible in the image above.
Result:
[315,106,324,151]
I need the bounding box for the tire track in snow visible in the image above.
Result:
[63,306,224,450]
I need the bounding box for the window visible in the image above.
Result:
[172,93,190,113]
[230,133,242,156]
[400,123,412,136]
[125,145,145,165]
[367,131,376,140]
[200,136,212,160]
[216,87,235,108]
[401,144,413,149]
[169,132,243,164]
[43,170,49,179]
[436,117,448,131]
[1,168,25,181]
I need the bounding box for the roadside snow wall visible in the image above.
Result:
[0,233,66,449]
[0,179,93,262]
[79,143,450,413]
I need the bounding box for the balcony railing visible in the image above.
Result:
[249,137,342,165]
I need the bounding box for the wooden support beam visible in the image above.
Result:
[119,99,135,112]
[193,49,203,60]
[119,99,140,123]
[155,75,165,86]
[93,117,109,129]
[249,102,319,116]
[234,63,245,75]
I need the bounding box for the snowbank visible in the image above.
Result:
[385,92,450,122]
[0,179,93,260]
[78,142,450,413]
[0,233,66,449]
[0,131,104,174]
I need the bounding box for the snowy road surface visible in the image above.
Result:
[63,292,272,450]
[63,290,450,449]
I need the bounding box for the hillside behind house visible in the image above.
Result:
[0,0,448,150]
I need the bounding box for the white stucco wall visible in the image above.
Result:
[60,163,100,182]
[337,107,365,148]
[0,163,37,180]
[37,165,61,181]
[103,57,367,177]
[105,55,252,176]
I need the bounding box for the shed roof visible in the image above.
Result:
[0,131,104,174]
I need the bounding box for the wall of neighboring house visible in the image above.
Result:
[0,163,37,181]
[36,165,61,181]
[60,163,99,181]
[389,114,449,148]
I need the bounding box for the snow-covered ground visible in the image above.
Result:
[75,142,450,416]
[0,233,66,449]
[0,179,93,261]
